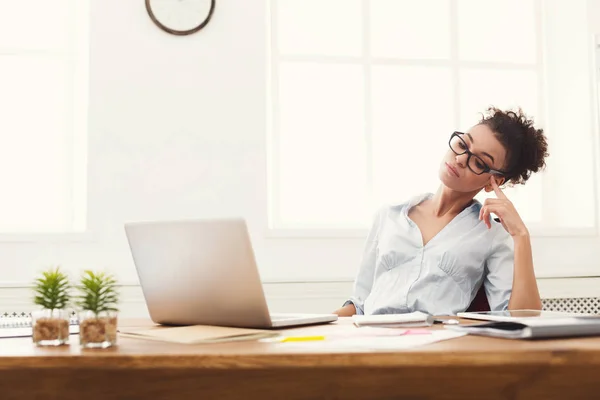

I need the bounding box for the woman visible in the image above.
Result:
[334,107,549,317]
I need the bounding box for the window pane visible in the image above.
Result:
[475,173,543,224]
[459,69,539,129]
[370,0,451,59]
[277,62,367,227]
[0,56,71,232]
[276,0,363,57]
[0,0,71,52]
[371,66,453,207]
[457,0,537,64]
[543,0,596,229]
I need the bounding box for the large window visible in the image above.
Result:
[0,0,89,234]
[268,0,598,235]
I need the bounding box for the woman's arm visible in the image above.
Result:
[480,177,542,310]
[333,303,357,316]
[507,234,542,310]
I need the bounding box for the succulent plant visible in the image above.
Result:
[76,270,119,315]
[33,267,71,310]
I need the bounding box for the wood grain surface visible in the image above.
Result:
[1,318,600,399]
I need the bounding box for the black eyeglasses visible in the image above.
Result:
[449,132,506,176]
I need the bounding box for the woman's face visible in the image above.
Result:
[438,124,508,193]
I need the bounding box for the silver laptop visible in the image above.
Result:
[124,218,338,329]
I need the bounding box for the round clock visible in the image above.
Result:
[145,0,216,36]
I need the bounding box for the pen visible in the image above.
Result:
[279,335,326,343]
[433,318,460,325]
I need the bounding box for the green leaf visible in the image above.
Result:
[75,270,120,314]
[32,266,71,310]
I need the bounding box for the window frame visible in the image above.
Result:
[0,0,90,239]
[267,0,600,239]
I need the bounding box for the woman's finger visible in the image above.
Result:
[490,176,508,199]
[481,205,507,229]
[481,206,492,229]
[483,198,504,206]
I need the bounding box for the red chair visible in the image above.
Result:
[466,284,490,312]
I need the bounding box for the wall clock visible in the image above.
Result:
[145,0,216,36]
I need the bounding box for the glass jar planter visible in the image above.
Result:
[78,310,118,348]
[32,309,70,346]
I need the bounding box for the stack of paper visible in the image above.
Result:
[118,325,278,344]
[352,311,433,328]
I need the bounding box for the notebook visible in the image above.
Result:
[0,315,80,338]
[118,324,279,344]
[352,311,433,328]
[445,316,600,339]
[457,309,587,322]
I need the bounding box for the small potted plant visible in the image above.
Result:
[76,270,120,348]
[31,267,71,346]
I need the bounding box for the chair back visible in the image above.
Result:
[466,285,490,312]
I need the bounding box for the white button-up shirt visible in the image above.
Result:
[346,193,514,316]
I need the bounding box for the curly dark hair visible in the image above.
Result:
[478,107,549,185]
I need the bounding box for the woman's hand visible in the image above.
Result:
[333,303,356,317]
[479,176,529,238]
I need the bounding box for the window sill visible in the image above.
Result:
[265,226,598,239]
[0,231,95,243]
[265,228,370,239]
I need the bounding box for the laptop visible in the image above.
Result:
[124,218,338,329]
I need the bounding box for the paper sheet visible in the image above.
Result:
[274,330,467,351]
[352,311,430,325]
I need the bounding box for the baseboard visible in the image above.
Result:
[1,278,599,318]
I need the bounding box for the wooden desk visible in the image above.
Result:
[1,318,600,400]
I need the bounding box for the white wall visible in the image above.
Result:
[86,0,270,284]
[1,0,265,283]
[0,0,369,287]
[592,0,600,77]
[1,0,600,318]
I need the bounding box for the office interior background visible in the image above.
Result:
[0,0,599,318]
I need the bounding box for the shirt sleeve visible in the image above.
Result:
[483,228,515,311]
[343,206,386,315]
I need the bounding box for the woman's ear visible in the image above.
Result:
[484,176,505,192]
